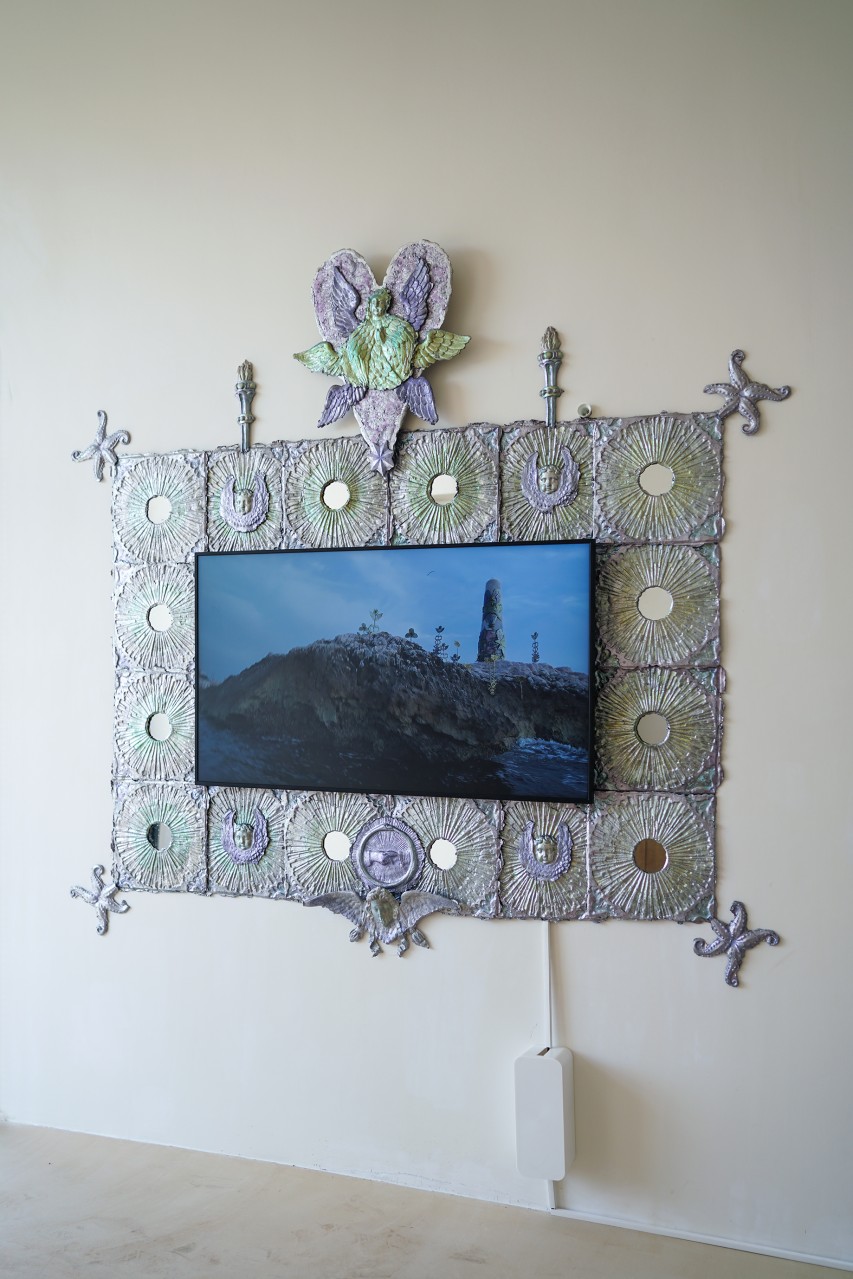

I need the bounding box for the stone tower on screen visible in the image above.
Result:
[477,578,506,662]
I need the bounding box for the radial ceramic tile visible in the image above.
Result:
[283,437,387,548]
[500,421,594,542]
[114,673,195,781]
[206,446,283,553]
[590,792,715,921]
[284,790,381,900]
[597,543,720,668]
[596,414,722,543]
[396,796,500,916]
[207,787,289,897]
[595,667,720,791]
[499,801,589,920]
[113,783,206,892]
[391,425,498,544]
[114,564,195,673]
[112,454,204,564]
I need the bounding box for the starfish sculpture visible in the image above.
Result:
[71,410,131,481]
[704,350,790,435]
[693,900,779,987]
[294,241,469,475]
[70,865,130,935]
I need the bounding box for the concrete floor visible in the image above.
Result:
[0,1125,843,1278]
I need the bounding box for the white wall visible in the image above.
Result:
[1,0,851,1266]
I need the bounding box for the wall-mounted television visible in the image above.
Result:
[196,540,594,803]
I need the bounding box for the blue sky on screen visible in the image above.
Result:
[197,543,591,683]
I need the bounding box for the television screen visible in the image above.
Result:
[196,540,594,802]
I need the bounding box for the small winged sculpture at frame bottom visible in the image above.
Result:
[306,886,461,956]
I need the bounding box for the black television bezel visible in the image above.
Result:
[194,538,596,805]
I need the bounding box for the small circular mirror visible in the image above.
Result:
[145,821,173,852]
[636,712,670,746]
[146,712,173,742]
[323,830,351,861]
[638,463,675,496]
[633,837,667,874]
[147,603,173,632]
[637,586,674,620]
[429,838,458,870]
[146,495,172,524]
[429,473,458,505]
[322,480,351,510]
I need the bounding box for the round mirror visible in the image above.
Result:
[637,586,674,620]
[146,495,173,524]
[145,821,173,852]
[638,463,675,496]
[430,473,458,505]
[636,711,670,746]
[146,712,173,742]
[322,830,351,861]
[429,838,458,870]
[322,480,351,510]
[147,603,173,632]
[633,837,668,874]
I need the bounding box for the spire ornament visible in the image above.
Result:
[235,361,257,452]
[538,327,564,427]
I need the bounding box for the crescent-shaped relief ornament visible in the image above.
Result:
[222,808,269,865]
[520,446,580,512]
[219,474,270,533]
[518,819,573,882]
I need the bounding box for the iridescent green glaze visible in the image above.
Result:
[208,787,289,897]
[391,426,497,545]
[590,793,714,921]
[596,667,719,791]
[597,543,720,668]
[398,796,499,916]
[112,454,203,564]
[114,784,205,892]
[295,287,468,393]
[114,674,195,781]
[284,437,387,548]
[114,564,194,672]
[501,422,594,542]
[284,791,378,900]
[597,415,722,543]
[499,801,588,920]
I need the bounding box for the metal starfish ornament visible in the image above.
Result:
[305,886,460,956]
[71,410,131,481]
[704,349,791,435]
[693,900,780,986]
[294,241,469,475]
[70,865,130,935]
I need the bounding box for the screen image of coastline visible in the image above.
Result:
[196,541,593,802]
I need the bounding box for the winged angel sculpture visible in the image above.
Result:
[306,886,460,957]
[294,241,469,475]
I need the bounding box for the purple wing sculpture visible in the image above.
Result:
[397,375,438,425]
[399,256,432,334]
[331,265,361,339]
[295,241,465,475]
[318,382,368,427]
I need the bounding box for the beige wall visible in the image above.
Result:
[1,0,851,1266]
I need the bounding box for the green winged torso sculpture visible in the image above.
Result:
[294,242,469,475]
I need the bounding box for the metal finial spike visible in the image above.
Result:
[235,360,257,452]
[538,328,563,428]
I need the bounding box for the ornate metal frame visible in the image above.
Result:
[71,247,789,982]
